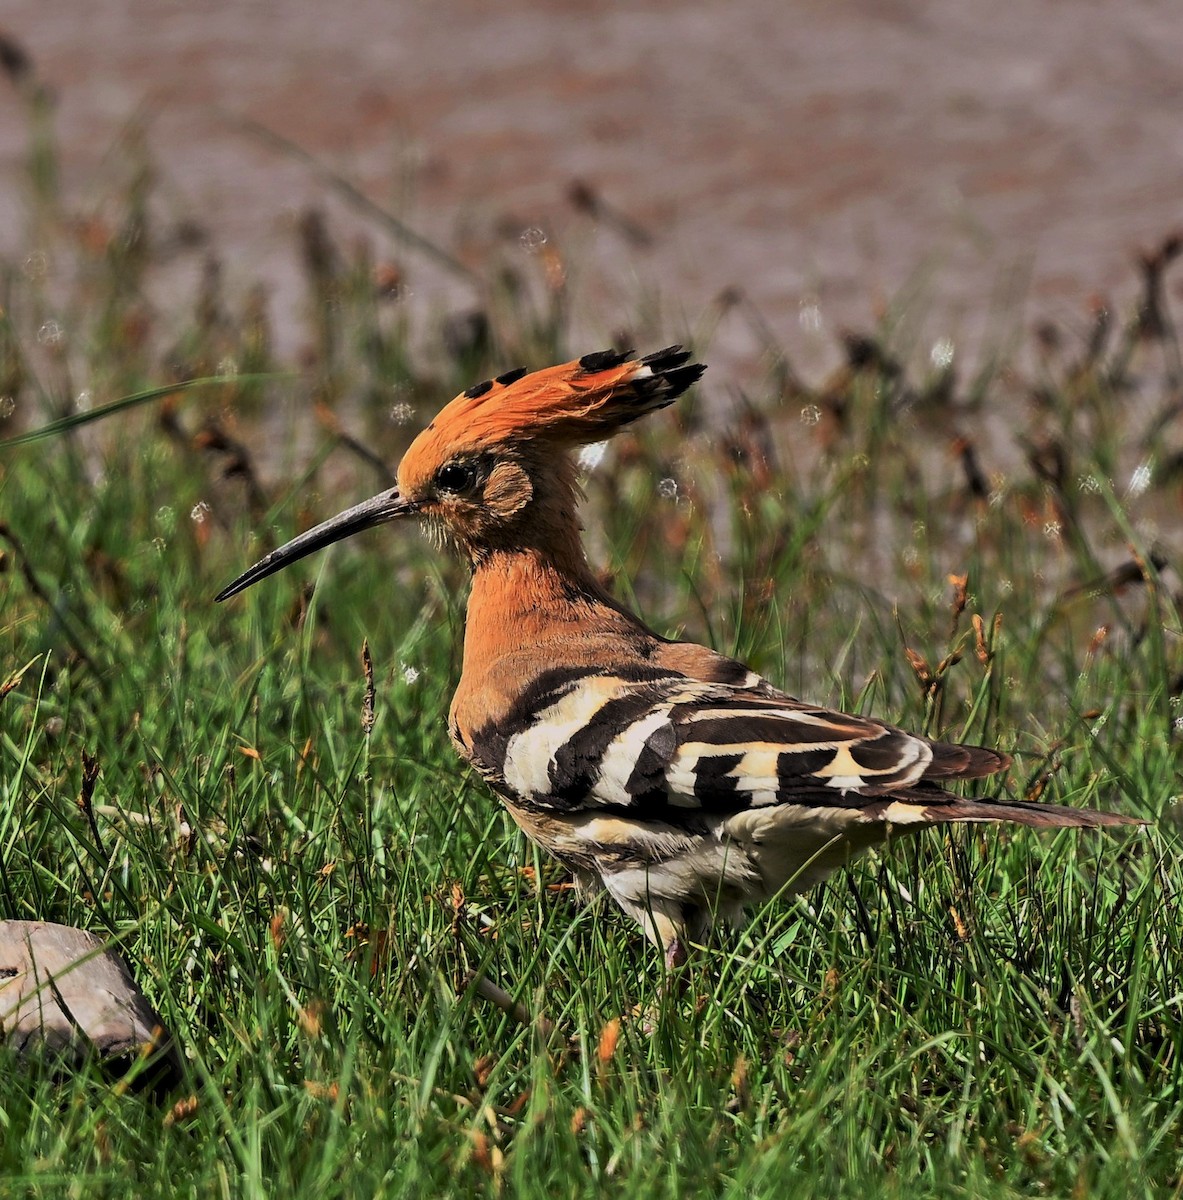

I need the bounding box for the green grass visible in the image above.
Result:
[0,113,1181,1197]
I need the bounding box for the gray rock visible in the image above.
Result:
[0,920,180,1090]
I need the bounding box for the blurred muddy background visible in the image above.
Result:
[1,0,1180,381]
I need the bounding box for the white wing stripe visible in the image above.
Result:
[503,677,630,798]
[596,709,675,804]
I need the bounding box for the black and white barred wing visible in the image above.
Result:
[478,671,981,816]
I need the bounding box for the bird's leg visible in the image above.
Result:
[648,909,690,981]
[664,935,688,973]
[630,935,690,1036]
[656,934,693,1010]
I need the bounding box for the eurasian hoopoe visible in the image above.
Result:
[217,347,1142,967]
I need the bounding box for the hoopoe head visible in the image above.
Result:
[215,347,704,599]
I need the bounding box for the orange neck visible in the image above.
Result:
[460,544,643,682]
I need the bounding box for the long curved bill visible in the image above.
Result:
[214,487,418,601]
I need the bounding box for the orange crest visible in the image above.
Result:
[397,347,703,494]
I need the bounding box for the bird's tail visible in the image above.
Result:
[869,791,1146,829]
[922,798,1145,829]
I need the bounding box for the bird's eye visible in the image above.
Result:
[435,462,475,494]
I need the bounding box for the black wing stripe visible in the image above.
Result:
[623,720,679,809]
[548,689,664,805]
[691,752,744,809]
[777,748,843,789]
[670,698,814,720]
[849,736,917,771]
[680,715,860,749]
